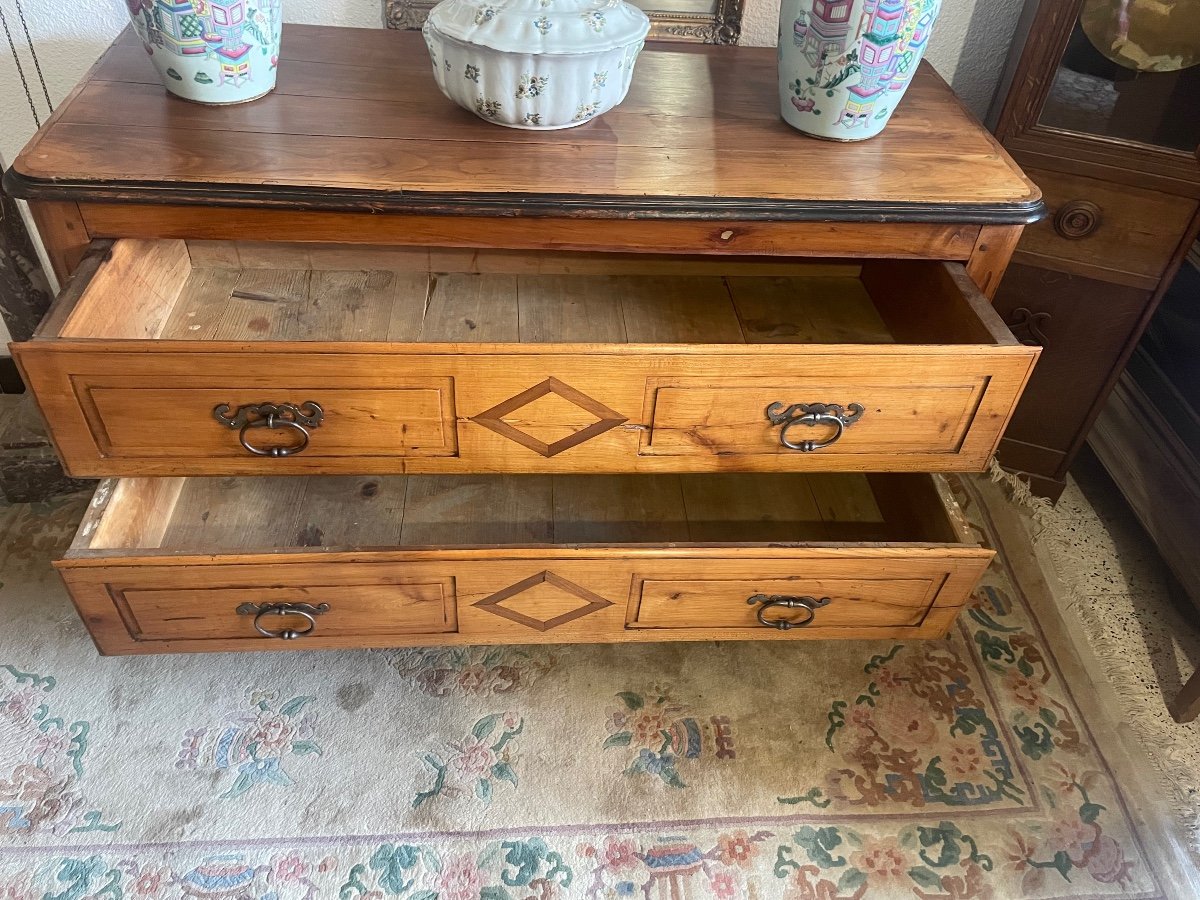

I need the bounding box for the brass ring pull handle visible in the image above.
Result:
[236,602,330,640]
[213,402,324,458]
[747,594,832,630]
[765,402,864,452]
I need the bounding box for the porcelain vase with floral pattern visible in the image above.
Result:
[423,0,650,129]
[124,0,282,104]
[777,0,942,140]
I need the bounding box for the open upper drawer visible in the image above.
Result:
[13,239,1038,477]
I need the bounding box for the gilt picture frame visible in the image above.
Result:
[383,0,744,44]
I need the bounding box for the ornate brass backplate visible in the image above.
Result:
[384,0,744,44]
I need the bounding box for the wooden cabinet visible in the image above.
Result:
[991,263,1152,477]
[7,25,1040,654]
[990,0,1200,498]
[1015,170,1197,286]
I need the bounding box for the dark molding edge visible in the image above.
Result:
[2,169,1047,225]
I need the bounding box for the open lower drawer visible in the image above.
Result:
[59,471,992,654]
[14,240,1038,477]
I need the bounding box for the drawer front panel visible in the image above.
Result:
[119,581,456,641]
[77,379,457,459]
[61,551,990,654]
[625,555,973,634]
[21,348,1033,475]
[1016,168,1198,284]
[642,378,987,458]
[65,562,459,650]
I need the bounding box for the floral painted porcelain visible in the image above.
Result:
[422,0,650,129]
[777,0,942,140]
[124,0,282,105]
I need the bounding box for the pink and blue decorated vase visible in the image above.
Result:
[124,0,282,104]
[777,0,942,140]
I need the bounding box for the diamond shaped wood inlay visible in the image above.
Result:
[470,377,627,457]
[473,571,614,632]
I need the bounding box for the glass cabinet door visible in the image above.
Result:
[1038,0,1200,153]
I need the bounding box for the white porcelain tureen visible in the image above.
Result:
[422,0,651,129]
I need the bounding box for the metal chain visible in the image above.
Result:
[12,0,53,113]
[0,0,40,127]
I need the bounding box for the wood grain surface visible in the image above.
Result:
[57,472,991,653]
[6,26,1041,223]
[15,240,1037,476]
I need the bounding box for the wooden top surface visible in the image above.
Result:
[7,25,1041,223]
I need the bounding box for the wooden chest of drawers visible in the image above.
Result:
[6,26,1042,654]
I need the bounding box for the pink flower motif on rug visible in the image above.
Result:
[175,689,322,799]
[1003,767,1136,893]
[775,821,993,897]
[412,712,524,808]
[780,643,1025,811]
[0,665,119,836]
[383,646,557,698]
[601,689,735,789]
[971,585,1085,761]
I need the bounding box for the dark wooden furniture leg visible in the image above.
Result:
[0,175,53,342]
[1169,671,1200,724]
[0,183,90,502]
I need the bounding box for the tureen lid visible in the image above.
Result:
[425,0,651,55]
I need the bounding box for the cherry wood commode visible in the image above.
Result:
[6,25,1041,655]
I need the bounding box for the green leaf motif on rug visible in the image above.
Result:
[777,786,831,807]
[795,825,847,867]
[615,690,643,710]
[864,644,904,673]
[44,856,123,900]
[339,838,571,899]
[499,838,572,888]
[412,713,524,809]
[0,664,120,836]
[782,643,1024,810]
[370,843,421,895]
[175,689,323,800]
[907,865,943,889]
[384,646,557,698]
[915,821,993,871]
[774,820,1001,896]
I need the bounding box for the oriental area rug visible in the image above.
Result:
[0,478,1194,899]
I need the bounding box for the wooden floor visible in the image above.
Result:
[84,473,964,552]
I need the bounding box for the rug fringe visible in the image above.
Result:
[987,458,1053,535]
[1067,595,1200,856]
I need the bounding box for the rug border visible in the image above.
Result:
[966,476,1198,899]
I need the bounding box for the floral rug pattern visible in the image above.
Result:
[176,690,322,800]
[0,481,1186,898]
